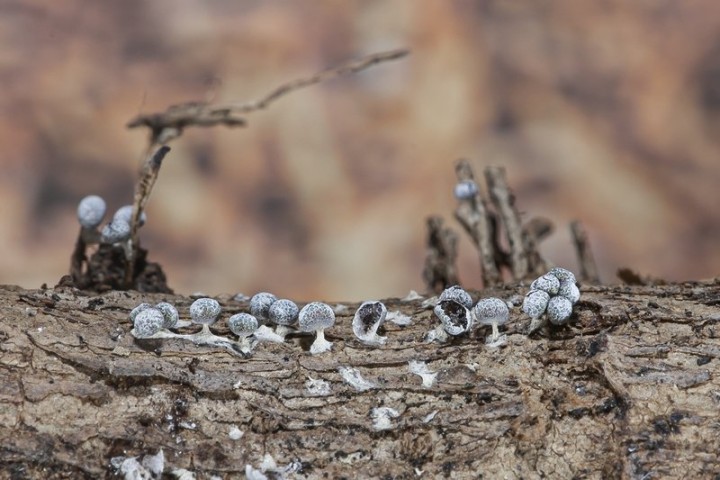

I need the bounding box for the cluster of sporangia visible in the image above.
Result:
[130,293,396,356]
[76,195,147,256]
[129,267,580,355]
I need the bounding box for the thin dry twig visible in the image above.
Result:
[127,49,410,146]
[124,145,171,288]
[69,227,87,285]
[522,217,553,276]
[422,216,460,293]
[453,160,500,286]
[484,166,528,280]
[570,220,600,283]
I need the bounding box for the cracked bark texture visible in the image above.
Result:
[1,280,719,479]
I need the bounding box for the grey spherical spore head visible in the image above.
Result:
[100,220,131,244]
[113,205,147,227]
[558,281,581,304]
[154,302,179,329]
[522,290,550,319]
[473,297,510,326]
[434,300,472,335]
[249,292,278,321]
[453,180,479,200]
[268,299,299,327]
[352,301,387,337]
[439,285,473,310]
[530,274,561,296]
[547,296,573,325]
[129,303,152,322]
[190,298,221,325]
[77,195,107,229]
[228,313,259,338]
[298,302,335,333]
[133,308,164,338]
[548,267,576,285]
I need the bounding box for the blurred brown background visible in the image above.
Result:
[1,1,719,301]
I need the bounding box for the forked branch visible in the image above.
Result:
[127,49,410,147]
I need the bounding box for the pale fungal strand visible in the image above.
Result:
[299,302,335,354]
[352,301,387,345]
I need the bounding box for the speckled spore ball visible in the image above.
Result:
[268,299,299,327]
[549,267,576,285]
[190,298,221,325]
[250,292,278,321]
[547,296,573,325]
[228,313,259,338]
[129,303,152,323]
[453,180,479,200]
[558,281,581,304]
[113,205,147,227]
[133,308,164,338]
[101,220,131,244]
[522,290,550,319]
[154,302,179,329]
[439,285,473,310]
[474,298,510,326]
[77,195,106,229]
[531,274,560,296]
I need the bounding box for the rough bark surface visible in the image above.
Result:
[1,280,719,479]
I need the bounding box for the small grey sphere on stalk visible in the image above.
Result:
[190,298,222,335]
[298,302,335,355]
[474,297,510,347]
[268,299,299,339]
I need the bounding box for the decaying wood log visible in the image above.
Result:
[1,280,719,479]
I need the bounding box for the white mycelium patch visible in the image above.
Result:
[338,366,376,391]
[408,360,437,388]
[371,407,400,431]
